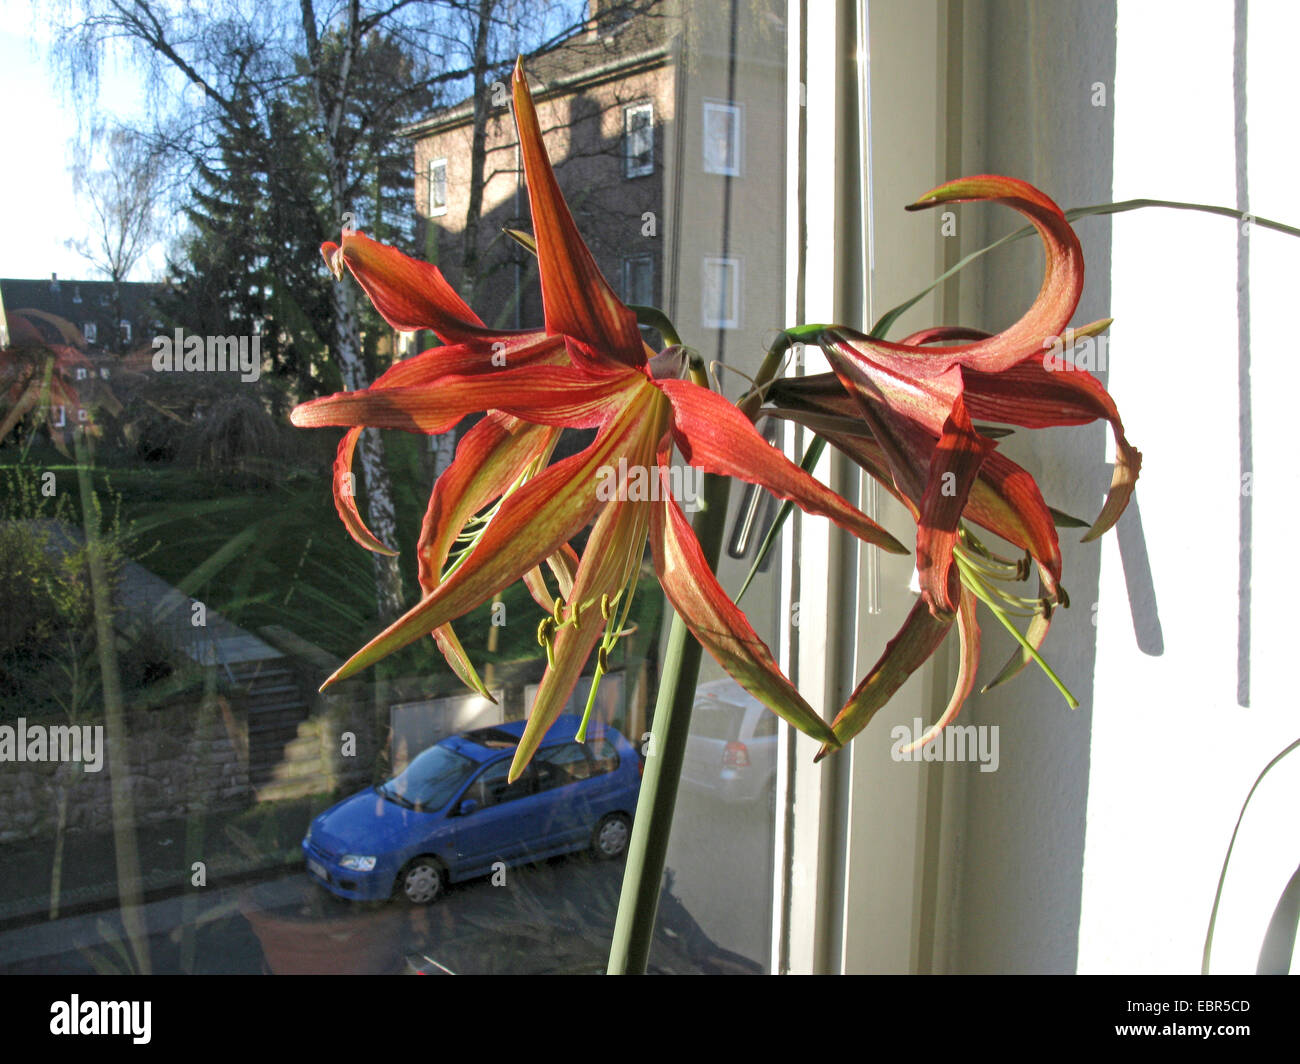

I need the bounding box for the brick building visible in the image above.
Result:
[400,0,787,368]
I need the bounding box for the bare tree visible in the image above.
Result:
[66,124,166,332]
[68,125,164,284]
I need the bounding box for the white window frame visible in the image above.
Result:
[623,101,654,178]
[428,157,448,217]
[772,0,957,977]
[700,255,741,329]
[82,322,96,344]
[702,100,744,176]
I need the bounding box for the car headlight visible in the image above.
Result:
[340,855,377,872]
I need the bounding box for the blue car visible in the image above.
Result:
[302,715,641,904]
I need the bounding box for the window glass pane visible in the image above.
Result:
[471,760,534,808]
[701,255,740,328]
[625,102,654,177]
[429,159,447,214]
[588,738,620,776]
[0,0,789,979]
[624,254,654,306]
[703,101,741,175]
[536,742,593,789]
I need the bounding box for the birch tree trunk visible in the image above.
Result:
[330,273,405,622]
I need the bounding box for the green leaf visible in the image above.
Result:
[1203,736,1300,974]
[1257,861,1300,975]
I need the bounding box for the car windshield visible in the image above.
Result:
[379,745,476,811]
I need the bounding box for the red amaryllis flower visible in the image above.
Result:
[292,58,908,778]
[763,177,1141,756]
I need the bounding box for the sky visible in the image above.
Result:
[0,0,168,283]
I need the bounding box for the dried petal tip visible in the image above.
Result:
[320,241,345,280]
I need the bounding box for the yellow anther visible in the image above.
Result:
[552,596,565,625]
[600,594,611,621]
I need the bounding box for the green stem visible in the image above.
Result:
[607,335,788,974]
[628,305,684,348]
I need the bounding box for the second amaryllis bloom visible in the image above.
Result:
[763,177,1141,757]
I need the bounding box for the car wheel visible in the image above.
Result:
[592,813,631,860]
[397,857,445,904]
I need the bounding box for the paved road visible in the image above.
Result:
[0,831,768,974]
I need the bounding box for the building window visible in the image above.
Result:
[119,320,132,346]
[623,255,654,308]
[624,102,654,178]
[82,322,97,344]
[702,101,743,176]
[701,256,741,329]
[428,158,448,216]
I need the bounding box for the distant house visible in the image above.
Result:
[0,274,165,358]
[0,275,165,444]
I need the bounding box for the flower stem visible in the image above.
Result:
[606,470,731,974]
[607,331,791,974]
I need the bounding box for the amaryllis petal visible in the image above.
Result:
[320,394,657,687]
[414,411,558,697]
[899,584,980,754]
[370,333,567,390]
[649,488,838,746]
[821,327,962,446]
[332,428,397,555]
[759,384,1065,595]
[961,449,1062,597]
[815,567,961,760]
[511,495,652,780]
[415,412,556,594]
[546,544,580,599]
[0,379,40,441]
[657,378,909,555]
[290,364,642,435]
[320,334,570,555]
[915,394,994,613]
[961,358,1142,540]
[521,545,581,609]
[511,58,645,369]
[896,175,1084,374]
[323,231,516,345]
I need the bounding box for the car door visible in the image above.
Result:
[452,758,545,874]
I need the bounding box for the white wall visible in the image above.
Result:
[941,0,1300,974]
